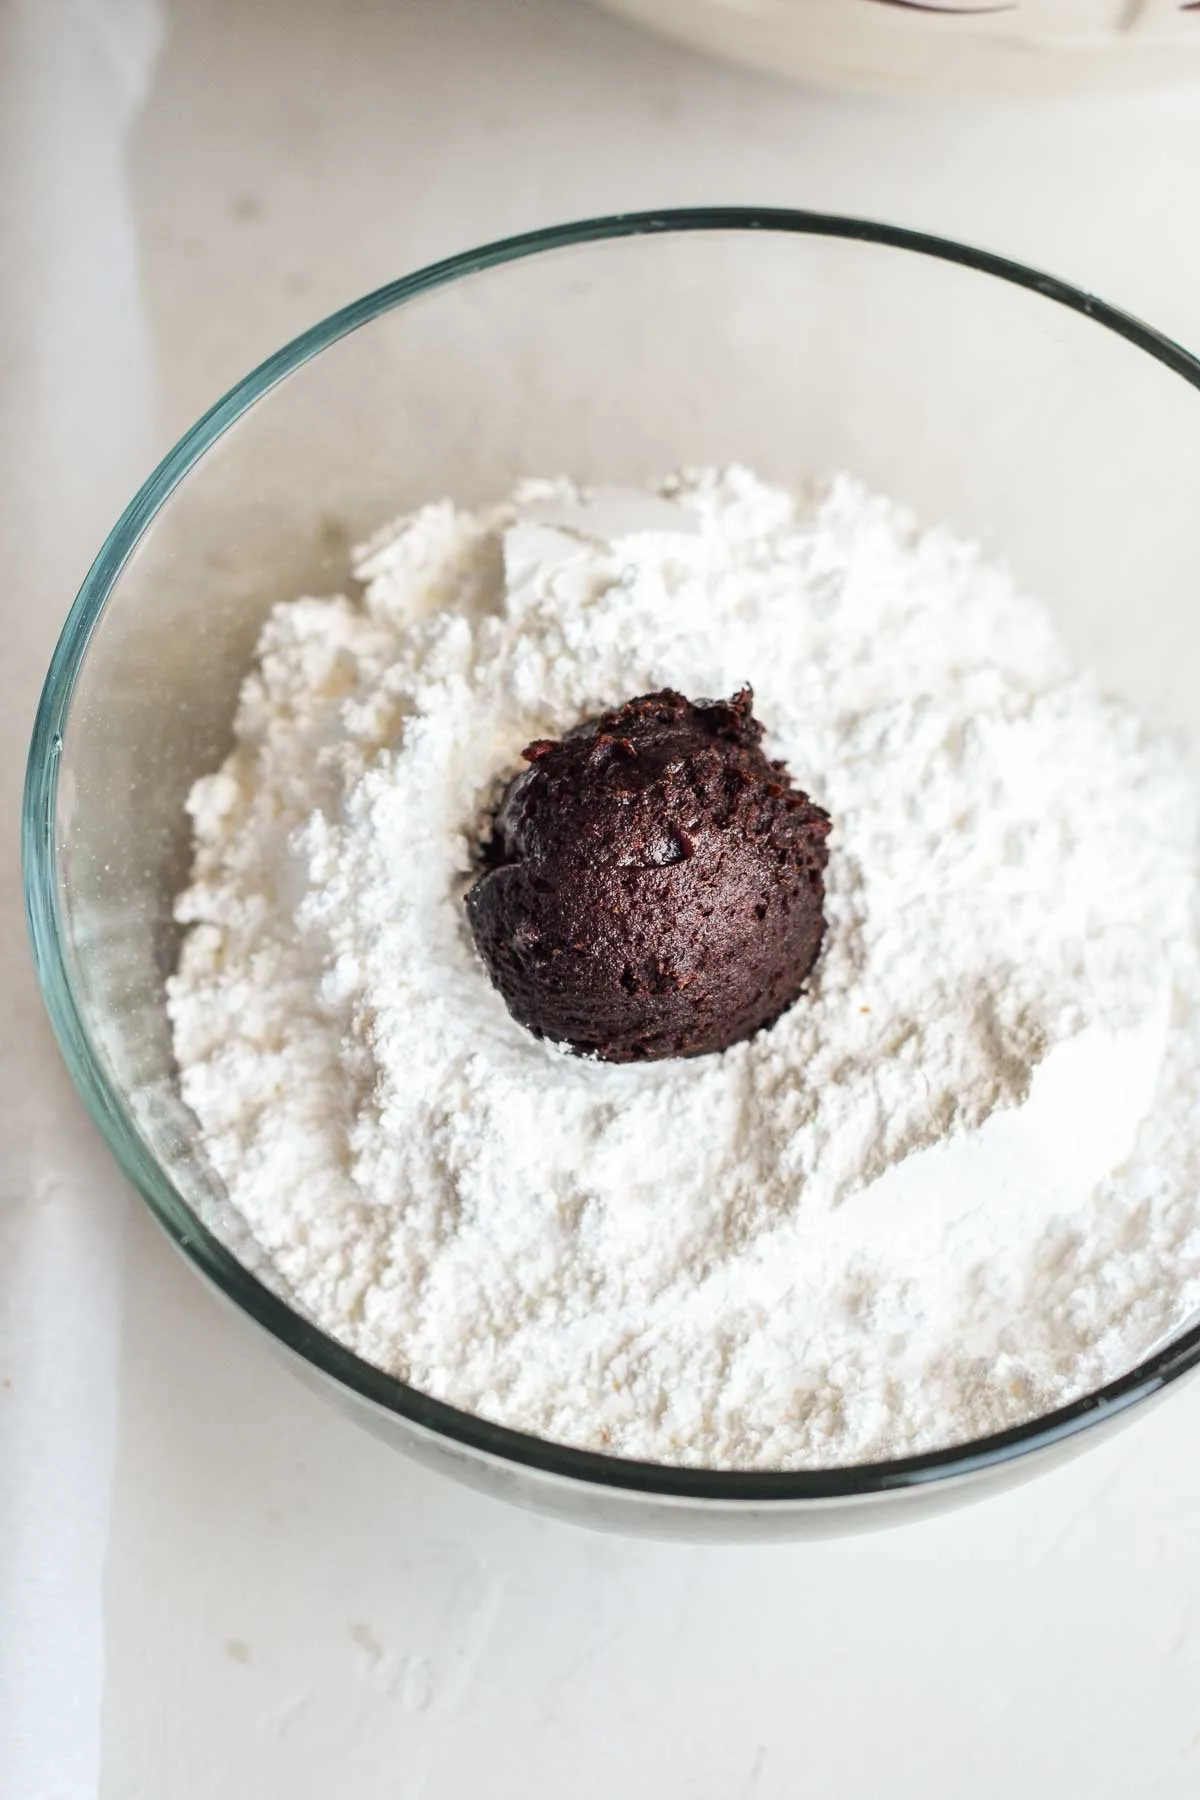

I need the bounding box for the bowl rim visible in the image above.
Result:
[23,205,1200,1504]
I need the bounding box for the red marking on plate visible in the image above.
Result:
[866,0,1017,11]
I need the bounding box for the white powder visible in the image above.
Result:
[168,468,1200,1470]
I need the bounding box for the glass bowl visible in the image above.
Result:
[24,210,1200,1542]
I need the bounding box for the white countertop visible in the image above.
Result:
[7,2,1200,1795]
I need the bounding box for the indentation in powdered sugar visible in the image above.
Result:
[167,467,1200,1469]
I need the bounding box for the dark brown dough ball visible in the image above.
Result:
[465,688,831,1062]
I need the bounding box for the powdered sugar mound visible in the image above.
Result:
[168,469,1200,1469]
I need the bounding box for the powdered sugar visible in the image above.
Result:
[168,469,1200,1469]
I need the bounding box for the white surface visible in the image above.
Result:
[0,3,157,1797]
[7,1,1200,1795]
[591,0,1200,96]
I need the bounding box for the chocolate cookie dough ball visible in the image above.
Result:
[465,688,831,1062]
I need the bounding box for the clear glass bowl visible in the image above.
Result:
[24,210,1200,1541]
